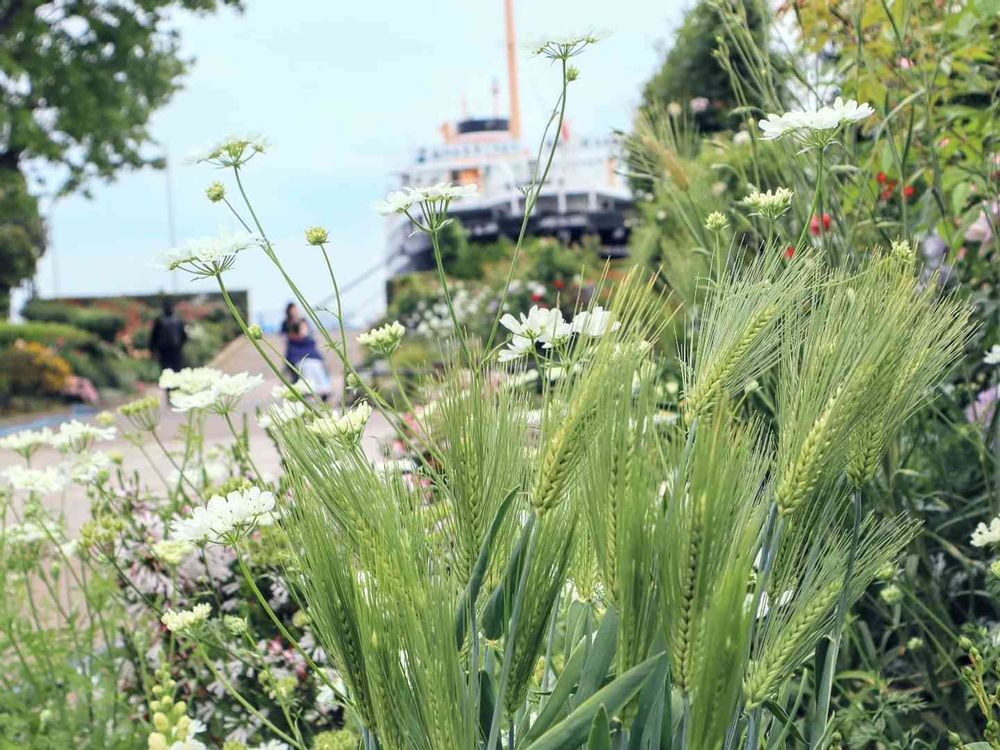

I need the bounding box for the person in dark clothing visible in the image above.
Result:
[150,299,187,373]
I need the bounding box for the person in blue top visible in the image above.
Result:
[280,302,332,402]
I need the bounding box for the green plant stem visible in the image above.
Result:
[426,216,472,365]
[195,646,306,749]
[487,513,539,750]
[223,411,264,480]
[811,487,863,747]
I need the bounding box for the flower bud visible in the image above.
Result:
[247,324,263,340]
[705,211,729,232]
[152,712,170,732]
[305,226,330,246]
[206,182,226,203]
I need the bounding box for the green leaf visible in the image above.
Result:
[763,699,806,745]
[523,651,668,750]
[478,669,498,749]
[586,706,611,750]
[574,608,620,708]
[522,632,590,744]
[454,488,519,650]
[482,519,533,640]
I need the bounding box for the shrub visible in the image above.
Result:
[0,321,95,348]
[0,341,72,397]
[21,298,126,343]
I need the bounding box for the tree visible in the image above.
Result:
[0,0,243,313]
[641,0,772,132]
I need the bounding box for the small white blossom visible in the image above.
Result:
[161,603,212,633]
[758,97,874,144]
[743,187,795,220]
[66,451,113,485]
[258,400,308,430]
[500,306,571,349]
[984,345,1000,366]
[2,466,67,494]
[357,321,405,356]
[971,516,1000,547]
[50,420,116,453]
[169,486,276,544]
[571,306,621,337]
[170,389,219,412]
[195,134,267,167]
[161,231,258,277]
[160,367,223,393]
[0,428,53,458]
[309,402,373,444]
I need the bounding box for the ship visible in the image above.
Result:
[383,0,633,279]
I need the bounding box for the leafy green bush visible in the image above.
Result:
[21,298,126,343]
[0,321,95,347]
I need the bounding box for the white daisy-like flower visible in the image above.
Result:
[258,400,307,430]
[571,306,621,337]
[50,420,116,453]
[0,427,53,458]
[161,603,212,633]
[500,306,572,349]
[373,189,417,215]
[419,182,478,201]
[211,372,264,413]
[498,335,534,363]
[742,187,795,220]
[971,516,1000,547]
[309,402,373,444]
[2,465,67,494]
[758,97,874,143]
[160,231,258,277]
[169,486,276,544]
[984,345,1000,366]
[357,321,406,356]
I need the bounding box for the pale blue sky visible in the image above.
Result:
[29,0,684,327]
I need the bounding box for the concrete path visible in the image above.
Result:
[1,335,393,535]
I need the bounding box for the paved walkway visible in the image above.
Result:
[1,335,393,535]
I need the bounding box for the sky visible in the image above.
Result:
[26,0,685,328]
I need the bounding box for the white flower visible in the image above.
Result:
[169,486,276,544]
[498,334,534,363]
[271,380,309,401]
[0,427,53,457]
[161,603,212,633]
[419,182,478,201]
[152,539,195,566]
[161,231,258,277]
[159,367,224,393]
[373,189,416,215]
[971,516,1000,547]
[500,306,571,349]
[743,187,795,220]
[758,97,874,143]
[984,345,1000,366]
[67,451,113,484]
[50,420,116,453]
[170,388,219,412]
[357,321,406,356]
[2,465,67,495]
[206,371,264,413]
[258,400,307,430]
[195,134,267,167]
[571,306,621,337]
[309,402,372,444]
[2,519,61,546]
[167,740,207,750]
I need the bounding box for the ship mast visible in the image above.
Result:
[503,0,522,141]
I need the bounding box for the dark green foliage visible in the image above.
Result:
[22,299,126,342]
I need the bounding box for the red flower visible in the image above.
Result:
[876,172,888,184]
[903,185,916,199]
[530,293,545,303]
[809,213,832,236]
[553,278,566,290]
[784,245,795,259]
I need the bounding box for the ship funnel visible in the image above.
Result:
[504,0,522,141]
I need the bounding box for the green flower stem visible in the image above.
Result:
[195,645,306,749]
[424,209,472,365]
[223,411,265,481]
[487,513,539,750]
[318,242,353,397]
[149,427,203,500]
[233,551,343,700]
[795,146,825,255]
[810,487,863,748]
[486,58,571,355]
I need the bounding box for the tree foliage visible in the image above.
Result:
[0,0,243,309]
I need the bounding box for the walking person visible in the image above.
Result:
[280,302,332,402]
[149,299,187,374]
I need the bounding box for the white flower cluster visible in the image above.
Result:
[258,399,308,430]
[0,427,53,458]
[971,516,1000,547]
[169,486,276,544]
[1,518,62,546]
[308,402,373,445]
[195,134,267,167]
[161,231,258,277]
[758,97,875,144]
[163,367,263,414]
[373,182,478,215]
[67,451,114,485]
[984,345,1000,366]
[152,539,195,566]
[51,420,116,453]
[498,305,620,362]
[357,321,406,356]
[161,603,212,634]
[404,284,493,338]
[2,465,68,495]
[743,187,795,220]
